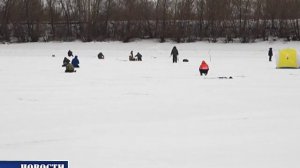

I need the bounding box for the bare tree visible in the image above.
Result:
[0,0,16,41]
[195,0,205,40]
[159,0,169,42]
[58,0,73,40]
[46,0,58,40]
[1,0,300,42]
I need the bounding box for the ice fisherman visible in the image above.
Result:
[98,52,104,59]
[65,63,76,73]
[68,50,73,57]
[199,60,209,76]
[136,52,142,61]
[171,46,179,63]
[129,51,136,61]
[62,57,70,67]
[71,55,80,68]
[268,48,273,62]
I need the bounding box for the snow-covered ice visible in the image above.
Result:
[0,40,299,168]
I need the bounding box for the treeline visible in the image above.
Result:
[1,0,300,43]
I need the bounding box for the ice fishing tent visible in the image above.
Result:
[276,48,300,68]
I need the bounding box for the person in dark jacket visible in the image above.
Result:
[65,63,76,73]
[71,55,80,68]
[62,57,70,67]
[129,51,136,61]
[98,52,104,59]
[268,48,273,62]
[199,60,209,76]
[171,46,179,63]
[68,50,73,57]
[136,52,142,61]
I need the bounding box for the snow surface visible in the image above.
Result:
[0,40,300,168]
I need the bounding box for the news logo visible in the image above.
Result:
[0,161,68,168]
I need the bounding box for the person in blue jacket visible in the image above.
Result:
[72,55,80,68]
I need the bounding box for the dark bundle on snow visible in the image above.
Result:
[68,50,73,57]
[98,52,104,59]
[218,76,233,79]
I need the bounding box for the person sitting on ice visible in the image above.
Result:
[135,52,142,61]
[71,55,80,68]
[129,51,136,61]
[62,57,70,67]
[98,52,104,59]
[199,60,209,76]
[65,63,76,73]
[68,50,73,57]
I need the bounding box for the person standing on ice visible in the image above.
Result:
[199,60,209,76]
[136,52,142,61]
[171,46,179,63]
[268,48,273,62]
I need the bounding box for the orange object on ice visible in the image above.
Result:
[199,60,209,70]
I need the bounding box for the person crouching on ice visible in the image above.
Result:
[72,55,80,68]
[129,51,136,61]
[199,60,209,76]
[68,50,73,57]
[65,63,76,73]
[62,57,70,67]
